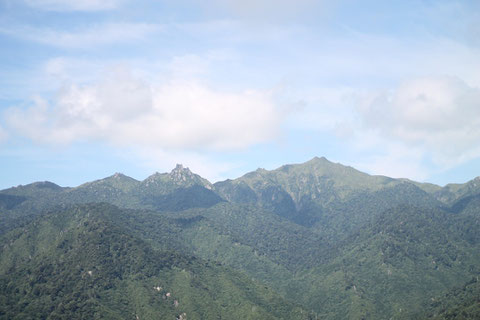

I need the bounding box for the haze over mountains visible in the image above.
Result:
[1,157,479,319]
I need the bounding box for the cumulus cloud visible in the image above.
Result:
[43,57,105,85]
[23,0,123,11]
[356,76,480,166]
[4,66,281,151]
[0,23,160,48]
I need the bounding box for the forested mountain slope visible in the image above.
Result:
[0,203,312,319]
[425,277,480,319]
[0,157,479,319]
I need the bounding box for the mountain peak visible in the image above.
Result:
[143,165,212,190]
[311,156,328,162]
[30,181,63,190]
[169,164,212,188]
[305,156,334,167]
[75,172,139,193]
[174,163,184,170]
[5,181,63,192]
[112,172,125,179]
[168,164,195,182]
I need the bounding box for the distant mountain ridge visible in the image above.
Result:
[3,157,480,207]
[1,157,480,319]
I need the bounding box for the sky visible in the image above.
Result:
[1,0,480,189]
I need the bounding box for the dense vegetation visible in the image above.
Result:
[1,157,479,319]
[0,203,311,319]
[424,277,480,319]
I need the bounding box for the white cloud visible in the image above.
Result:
[0,23,160,48]
[352,142,428,181]
[217,0,317,17]
[355,76,480,167]
[190,0,328,22]
[0,125,7,143]
[288,75,480,181]
[4,66,282,151]
[42,57,108,88]
[23,0,123,11]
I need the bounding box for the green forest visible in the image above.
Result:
[1,158,479,319]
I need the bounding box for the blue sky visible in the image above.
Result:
[1,0,480,188]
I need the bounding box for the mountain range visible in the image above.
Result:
[1,157,479,319]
